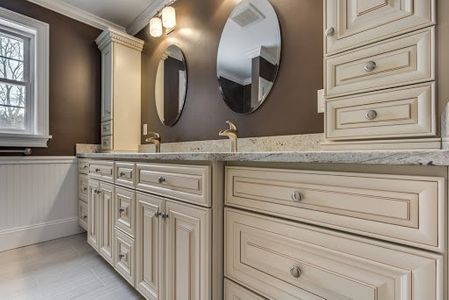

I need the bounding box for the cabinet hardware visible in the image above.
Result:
[158,176,166,184]
[95,168,101,173]
[119,208,126,213]
[365,110,378,121]
[162,213,169,219]
[155,212,162,218]
[82,165,88,169]
[83,215,87,220]
[119,172,126,177]
[83,187,88,192]
[290,266,302,278]
[364,61,377,72]
[119,254,126,260]
[325,27,335,37]
[291,191,303,202]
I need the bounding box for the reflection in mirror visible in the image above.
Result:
[155,45,187,126]
[217,0,281,114]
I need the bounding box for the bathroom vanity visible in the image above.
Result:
[78,150,449,299]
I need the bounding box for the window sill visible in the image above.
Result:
[0,134,52,147]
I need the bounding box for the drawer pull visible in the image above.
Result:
[82,165,88,169]
[119,172,126,177]
[291,191,303,202]
[82,187,87,192]
[364,61,377,72]
[119,208,126,213]
[83,215,87,220]
[325,27,335,37]
[95,168,101,173]
[158,176,166,184]
[365,110,378,121]
[162,213,169,219]
[155,211,162,218]
[119,254,127,261]
[290,266,302,279]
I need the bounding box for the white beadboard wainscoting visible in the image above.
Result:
[0,156,82,252]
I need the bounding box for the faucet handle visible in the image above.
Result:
[226,121,237,132]
[147,132,160,139]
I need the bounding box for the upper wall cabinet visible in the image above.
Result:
[96,30,144,152]
[324,0,435,55]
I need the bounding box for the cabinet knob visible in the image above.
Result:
[95,168,101,173]
[291,191,303,202]
[365,110,378,121]
[119,172,126,177]
[158,176,166,184]
[119,254,126,260]
[162,213,169,219]
[325,27,335,37]
[119,208,126,213]
[364,61,377,72]
[83,187,87,192]
[83,215,88,220]
[83,165,88,169]
[155,212,162,218]
[290,266,302,279]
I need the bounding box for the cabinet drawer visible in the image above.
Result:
[325,0,434,55]
[78,174,88,202]
[89,161,114,182]
[224,279,266,300]
[114,187,136,238]
[115,162,135,188]
[79,201,88,231]
[136,163,211,207]
[225,208,443,300]
[226,166,444,252]
[78,159,89,175]
[114,229,135,286]
[326,28,434,98]
[326,83,436,140]
[101,136,113,151]
[101,120,113,136]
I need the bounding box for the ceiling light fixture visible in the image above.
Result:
[149,4,177,38]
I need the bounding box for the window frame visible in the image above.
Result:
[0,7,50,148]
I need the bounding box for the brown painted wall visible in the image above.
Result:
[0,0,101,156]
[138,0,323,143]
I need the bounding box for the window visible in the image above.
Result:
[0,7,49,147]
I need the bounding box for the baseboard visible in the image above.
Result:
[0,217,83,252]
[322,138,442,150]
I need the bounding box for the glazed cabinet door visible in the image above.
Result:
[98,182,114,265]
[101,43,113,122]
[165,201,211,300]
[325,0,434,55]
[87,179,100,250]
[136,193,165,300]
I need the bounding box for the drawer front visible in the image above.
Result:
[78,174,88,202]
[79,201,88,231]
[114,187,136,238]
[226,166,444,252]
[114,229,135,286]
[326,83,436,140]
[115,162,135,188]
[224,279,266,300]
[136,163,211,207]
[79,159,89,175]
[326,28,434,98]
[101,120,113,136]
[89,161,114,182]
[101,136,113,151]
[225,209,443,300]
[325,0,434,55]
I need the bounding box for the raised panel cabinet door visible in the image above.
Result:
[136,193,165,300]
[79,200,88,231]
[325,0,434,55]
[98,182,114,265]
[224,279,266,300]
[87,180,100,250]
[101,43,113,122]
[114,228,136,286]
[165,201,211,300]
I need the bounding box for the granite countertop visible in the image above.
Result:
[77,149,449,166]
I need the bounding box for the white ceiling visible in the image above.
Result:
[60,0,155,28]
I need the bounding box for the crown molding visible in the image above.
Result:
[127,0,169,35]
[96,29,144,52]
[25,0,126,32]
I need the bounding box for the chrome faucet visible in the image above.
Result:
[145,132,161,153]
[219,121,238,153]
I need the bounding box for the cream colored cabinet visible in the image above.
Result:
[78,159,89,230]
[136,193,164,300]
[78,201,88,231]
[324,0,435,55]
[166,200,211,300]
[98,182,114,265]
[136,192,212,300]
[224,279,266,300]
[226,208,443,300]
[96,30,144,152]
[114,228,136,285]
[87,179,100,250]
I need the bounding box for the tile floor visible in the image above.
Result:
[0,233,142,299]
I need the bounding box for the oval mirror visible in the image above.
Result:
[217,0,281,114]
[155,45,188,126]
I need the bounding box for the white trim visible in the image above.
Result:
[0,156,76,164]
[0,7,52,147]
[0,217,82,252]
[127,0,169,35]
[25,0,126,32]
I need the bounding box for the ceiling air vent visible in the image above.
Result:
[231,2,265,28]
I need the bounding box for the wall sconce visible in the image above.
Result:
[149,5,177,38]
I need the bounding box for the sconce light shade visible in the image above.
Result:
[162,6,176,29]
[150,17,163,37]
